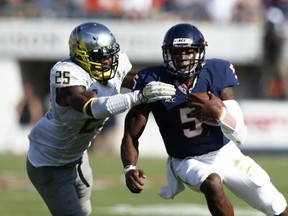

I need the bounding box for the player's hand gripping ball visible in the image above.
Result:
[187,92,225,126]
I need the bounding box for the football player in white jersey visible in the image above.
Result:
[26,22,176,216]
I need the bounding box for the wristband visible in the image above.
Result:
[124,165,136,175]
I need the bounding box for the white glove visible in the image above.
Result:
[139,81,176,103]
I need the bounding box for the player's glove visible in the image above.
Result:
[139,81,176,103]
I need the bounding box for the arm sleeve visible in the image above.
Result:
[217,100,247,145]
[90,91,141,119]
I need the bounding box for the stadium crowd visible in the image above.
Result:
[0,0,287,24]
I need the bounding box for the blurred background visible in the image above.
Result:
[1,1,288,216]
[1,0,288,156]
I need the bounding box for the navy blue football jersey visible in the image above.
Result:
[133,59,239,158]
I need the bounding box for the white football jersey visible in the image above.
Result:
[28,50,132,167]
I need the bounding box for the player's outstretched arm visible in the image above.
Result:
[83,81,176,119]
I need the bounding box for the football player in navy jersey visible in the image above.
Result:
[120,23,288,216]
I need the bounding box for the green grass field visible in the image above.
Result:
[0,152,287,216]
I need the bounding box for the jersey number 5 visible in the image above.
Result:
[180,107,203,138]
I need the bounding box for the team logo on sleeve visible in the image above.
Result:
[164,97,176,102]
[230,64,238,80]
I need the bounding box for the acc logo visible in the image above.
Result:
[164,97,176,102]
[173,38,192,45]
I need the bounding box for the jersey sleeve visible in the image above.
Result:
[206,59,239,92]
[118,50,132,77]
[222,61,239,87]
[113,50,132,91]
[133,69,152,91]
[50,62,87,88]
[133,66,165,91]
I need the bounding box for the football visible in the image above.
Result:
[188,92,225,126]
[191,92,224,106]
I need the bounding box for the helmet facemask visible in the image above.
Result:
[163,44,205,82]
[88,43,120,84]
[163,46,205,81]
[74,43,120,85]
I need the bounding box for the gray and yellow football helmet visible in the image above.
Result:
[69,22,120,84]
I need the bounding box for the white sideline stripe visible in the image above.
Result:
[102,203,265,216]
